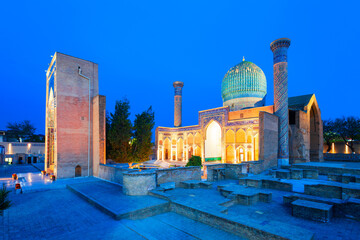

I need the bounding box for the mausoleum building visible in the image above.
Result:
[156,39,323,166]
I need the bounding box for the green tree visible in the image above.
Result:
[186,156,202,167]
[0,184,11,216]
[105,111,112,160]
[132,107,155,163]
[6,120,36,142]
[333,116,360,153]
[323,120,339,153]
[108,99,133,163]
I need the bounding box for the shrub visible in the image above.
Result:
[0,184,11,214]
[186,156,202,167]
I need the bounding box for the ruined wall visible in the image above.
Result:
[156,166,201,186]
[98,164,130,185]
[92,95,106,177]
[206,164,247,181]
[54,53,99,178]
[257,111,278,172]
[289,110,309,163]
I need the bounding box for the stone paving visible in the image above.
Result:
[162,180,360,240]
[0,164,41,178]
[0,188,243,240]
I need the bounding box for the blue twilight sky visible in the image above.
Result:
[1,1,359,135]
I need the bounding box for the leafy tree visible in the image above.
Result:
[105,111,112,160]
[0,184,11,216]
[323,120,339,153]
[185,156,202,167]
[333,116,360,153]
[6,120,36,142]
[132,107,155,163]
[107,99,133,163]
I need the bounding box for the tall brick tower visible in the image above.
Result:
[173,81,184,127]
[270,38,291,166]
[45,53,106,179]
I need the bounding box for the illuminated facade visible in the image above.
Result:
[156,39,323,166]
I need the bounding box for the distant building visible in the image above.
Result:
[0,142,45,164]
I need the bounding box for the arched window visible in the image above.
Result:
[75,165,81,177]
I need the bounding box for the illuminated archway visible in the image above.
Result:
[254,133,259,160]
[188,133,193,145]
[164,138,171,160]
[237,147,245,162]
[205,121,222,162]
[246,129,253,143]
[177,138,184,161]
[195,133,202,145]
[226,145,235,163]
[226,130,235,144]
[236,129,245,143]
[194,146,201,156]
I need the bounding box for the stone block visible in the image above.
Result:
[275,169,291,179]
[290,168,303,180]
[281,164,291,170]
[268,169,277,178]
[303,169,318,179]
[212,168,226,181]
[262,179,293,192]
[219,188,233,198]
[283,194,299,206]
[259,192,272,203]
[159,182,175,191]
[328,173,342,182]
[342,174,356,184]
[236,192,259,206]
[122,171,156,196]
[291,199,333,223]
[304,184,342,199]
[342,186,360,199]
[356,176,360,183]
[238,178,247,185]
[246,179,262,188]
[179,180,201,189]
[341,198,360,221]
[199,182,213,189]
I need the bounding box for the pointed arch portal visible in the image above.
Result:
[205,121,222,162]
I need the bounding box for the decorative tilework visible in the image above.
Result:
[271,38,291,160]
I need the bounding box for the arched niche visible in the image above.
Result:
[204,120,222,161]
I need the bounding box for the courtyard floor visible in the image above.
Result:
[1,164,360,239]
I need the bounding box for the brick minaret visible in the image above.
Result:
[270,38,291,166]
[173,81,184,127]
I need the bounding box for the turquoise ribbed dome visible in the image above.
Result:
[221,60,267,111]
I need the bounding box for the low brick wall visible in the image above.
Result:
[262,179,293,192]
[293,164,360,176]
[98,164,131,185]
[324,153,360,162]
[123,171,156,196]
[304,184,343,199]
[206,164,247,182]
[156,166,201,186]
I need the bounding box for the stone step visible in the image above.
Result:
[67,180,169,220]
[291,199,333,223]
